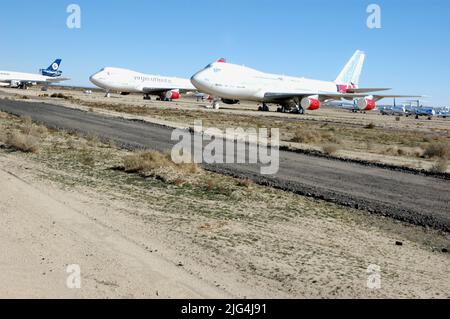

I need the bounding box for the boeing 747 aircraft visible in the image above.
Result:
[90,67,196,101]
[0,58,68,89]
[191,51,421,114]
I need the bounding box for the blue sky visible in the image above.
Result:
[0,0,449,105]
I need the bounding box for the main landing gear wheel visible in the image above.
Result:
[297,106,305,115]
[277,106,289,113]
[258,103,270,112]
[105,92,111,98]
[143,94,151,100]
[213,101,220,110]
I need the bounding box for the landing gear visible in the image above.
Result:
[143,94,151,100]
[276,104,304,114]
[277,106,287,113]
[212,100,220,110]
[291,105,305,114]
[105,91,111,98]
[258,103,270,112]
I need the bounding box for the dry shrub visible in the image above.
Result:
[50,93,72,100]
[423,142,450,160]
[86,133,100,146]
[0,131,7,144]
[34,125,48,137]
[237,178,253,188]
[290,130,321,144]
[322,143,340,155]
[7,131,39,153]
[290,128,340,145]
[124,151,173,173]
[21,116,33,132]
[123,151,200,185]
[383,146,424,158]
[77,147,96,166]
[430,159,449,173]
[20,116,48,138]
[365,123,376,129]
[204,178,232,196]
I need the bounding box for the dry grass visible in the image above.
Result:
[322,143,340,155]
[0,115,49,153]
[423,142,450,160]
[0,131,7,145]
[290,129,341,145]
[6,131,39,153]
[122,151,237,195]
[382,146,424,158]
[21,116,48,137]
[236,178,254,188]
[430,159,449,173]
[123,151,200,185]
[50,93,72,100]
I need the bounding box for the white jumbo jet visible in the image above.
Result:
[89,67,196,101]
[0,59,69,89]
[190,52,421,113]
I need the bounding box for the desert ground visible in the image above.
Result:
[2,86,449,173]
[0,87,449,298]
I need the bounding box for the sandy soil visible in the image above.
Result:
[0,113,449,298]
[0,160,234,299]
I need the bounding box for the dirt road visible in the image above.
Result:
[0,163,233,298]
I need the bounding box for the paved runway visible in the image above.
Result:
[1,99,449,232]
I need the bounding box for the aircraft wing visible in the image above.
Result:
[264,92,422,102]
[142,86,196,94]
[46,77,70,83]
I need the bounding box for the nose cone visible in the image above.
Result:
[191,71,208,92]
[190,72,201,88]
[89,72,101,86]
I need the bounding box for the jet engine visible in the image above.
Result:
[222,99,240,105]
[162,90,181,101]
[357,96,376,111]
[300,96,321,110]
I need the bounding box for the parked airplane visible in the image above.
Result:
[89,67,196,100]
[40,59,63,77]
[191,51,421,114]
[380,105,409,116]
[0,59,69,89]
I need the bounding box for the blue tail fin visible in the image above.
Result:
[41,59,63,77]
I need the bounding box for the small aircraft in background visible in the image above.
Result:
[0,58,69,89]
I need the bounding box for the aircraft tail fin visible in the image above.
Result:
[47,59,62,71]
[41,59,62,77]
[335,50,365,86]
